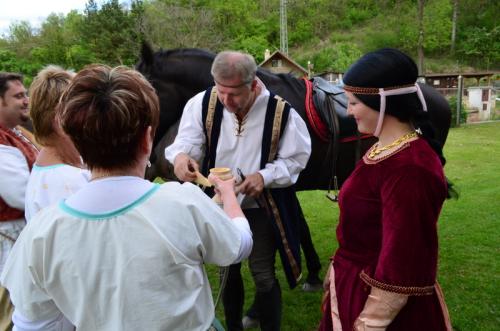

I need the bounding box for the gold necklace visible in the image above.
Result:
[368,131,418,158]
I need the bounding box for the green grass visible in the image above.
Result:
[437,122,500,331]
[206,122,500,330]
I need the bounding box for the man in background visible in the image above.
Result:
[0,72,38,330]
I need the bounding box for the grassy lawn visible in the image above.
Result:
[437,122,500,331]
[208,122,499,330]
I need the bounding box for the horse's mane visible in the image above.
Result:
[154,48,215,64]
[148,48,215,87]
[141,46,305,95]
[257,68,305,106]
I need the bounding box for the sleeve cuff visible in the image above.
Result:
[360,270,434,296]
[258,169,272,187]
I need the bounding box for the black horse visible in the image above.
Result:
[136,44,452,191]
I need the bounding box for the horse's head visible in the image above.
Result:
[136,43,216,147]
[137,43,219,181]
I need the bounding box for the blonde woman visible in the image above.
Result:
[25,65,90,222]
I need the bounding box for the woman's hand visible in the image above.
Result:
[209,174,244,219]
[209,173,236,200]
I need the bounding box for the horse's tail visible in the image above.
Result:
[445,177,459,200]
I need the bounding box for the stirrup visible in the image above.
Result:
[326,176,339,202]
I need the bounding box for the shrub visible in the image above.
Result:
[448,95,467,127]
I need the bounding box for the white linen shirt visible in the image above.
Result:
[0,145,30,273]
[1,181,251,331]
[0,145,29,211]
[165,83,311,205]
[25,164,90,222]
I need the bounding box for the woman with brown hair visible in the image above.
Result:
[1,65,252,331]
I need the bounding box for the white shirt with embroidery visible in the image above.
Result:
[25,164,91,222]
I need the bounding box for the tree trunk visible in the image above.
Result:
[451,0,458,53]
[417,0,425,76]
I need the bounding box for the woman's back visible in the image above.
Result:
[4,180,242,331]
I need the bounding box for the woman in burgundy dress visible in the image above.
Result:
[319,48,453,331]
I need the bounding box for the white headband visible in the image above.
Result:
[344,83,427,137]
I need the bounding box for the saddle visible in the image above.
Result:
[304,77,368,201]
[308,76,358,141]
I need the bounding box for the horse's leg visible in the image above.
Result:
[298,203,323,289]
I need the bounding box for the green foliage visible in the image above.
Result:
[0,49,41,86]
[376,0,452,55]
[0,0,498,83]
[448,95,467,127]
[363,30,400,51]
[457,0,499,30]
[306,42,362,73]
[66,45,96,70]
[423,0,453,53]
[0,49,20,72]
[343,0,379,26]
[6,21,38,58]
[288,20,315,46]
[234,35,269,63]
[80,0,144,66]
[22,13,71,69]
[457,25,500,69]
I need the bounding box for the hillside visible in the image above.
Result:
[0,0,498,83]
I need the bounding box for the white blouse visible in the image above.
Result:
[25,164,90,222]
[2,178,252,331]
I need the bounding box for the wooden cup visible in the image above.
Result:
[210,167,232,204]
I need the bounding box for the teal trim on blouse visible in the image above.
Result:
[59,184,161,220]
[33,164,67,171]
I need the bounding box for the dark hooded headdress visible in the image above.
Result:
[342,48,427,136]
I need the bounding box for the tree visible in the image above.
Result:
[417,0,425,76]
[33,14,68,65]
[454,0,499,68]
[7,21,37,58]
[142,1,223,49]
[451,0,458,53]
[80,0,144,65]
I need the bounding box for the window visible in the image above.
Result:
[482,89,489,102]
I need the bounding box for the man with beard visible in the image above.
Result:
[0,72,38,330]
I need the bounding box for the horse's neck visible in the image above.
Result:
[258,72,306,113]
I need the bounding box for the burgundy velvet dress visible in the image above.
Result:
[319,138,452,330]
